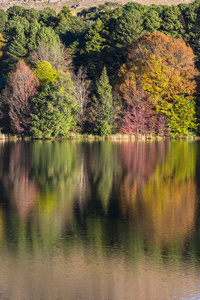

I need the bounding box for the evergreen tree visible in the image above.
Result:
[7,5,26,19]
[31,83,73,138]
[39,7,57,28]
[2,19,60,75]
[94,66,114,136]
[56,5,73,35]
[143,9,162,32]
[113,8,144,48]
[36,26,59,45]
[6,23,28,69]
[0,9,7,33]
[161,5,183,37]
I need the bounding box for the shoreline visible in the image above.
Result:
[0,133,198,141]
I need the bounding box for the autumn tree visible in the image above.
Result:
[73,66,91,131]
[155,115,169,136]
[0,60,39,135]
[119,86,160,136]
[116,66,159,136]
[33,60,59,88]
[121,105,147,135]
[0,33,5,59]
[168,96,196,137]
[30,41,70,71]
[127,32,197,99]
[118,32,198,136]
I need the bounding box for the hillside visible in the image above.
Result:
[0,0,195,12]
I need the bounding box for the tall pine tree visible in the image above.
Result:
[94,66,114,136]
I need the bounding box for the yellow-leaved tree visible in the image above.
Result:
[0,33,5,58]
[117,32,198,136]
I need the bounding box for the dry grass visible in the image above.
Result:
[0,0,195,12]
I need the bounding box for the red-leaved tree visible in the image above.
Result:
[2,60,39,135]
[155,114,169,136]
[121,105,147,135]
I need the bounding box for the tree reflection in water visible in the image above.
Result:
[0,139,199,300]
[0,140,198,260]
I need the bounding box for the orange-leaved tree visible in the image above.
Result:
[128,31,197,101]
[117,32,198,136]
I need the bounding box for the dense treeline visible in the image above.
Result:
[0,1,200,137]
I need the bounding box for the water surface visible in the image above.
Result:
[0,139,200,299]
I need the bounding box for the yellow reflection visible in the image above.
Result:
[119,140,197,244]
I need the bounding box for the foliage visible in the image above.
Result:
[118,31,198,135]
[121,105,147,135]
[84,18,108,53]
[113,8,143,48]
[161,5,183,37]
[39,7,57,28]
[33,60,59,88]
[94,67,114,136]
[7,6,26,19]
[0,33,5,58]
[55,71,79,115]
[128,32,197,98]
[5,22,28,70]
[0,2,200,137]
[1,16,60,75]
[30,41,70,71]
[118,77,164,136]
[56,5,73,35]
[0,9,7,33]
[143,9,162,32]
[31,83,73,138]
[57,5,73,23]
[0,60,39,135]
[168,96,196,137]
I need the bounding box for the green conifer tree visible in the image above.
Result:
[94,66,114,136]
[113,8,144,47]
[31,83,73,138]
[6,24,28,68]
[0,9,7,33]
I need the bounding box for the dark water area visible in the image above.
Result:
[0,139,200,299]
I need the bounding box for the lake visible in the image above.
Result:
[0,139,200,299]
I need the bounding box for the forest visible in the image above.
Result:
[0,1,200,138]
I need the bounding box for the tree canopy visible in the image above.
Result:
[0,3,200,137]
